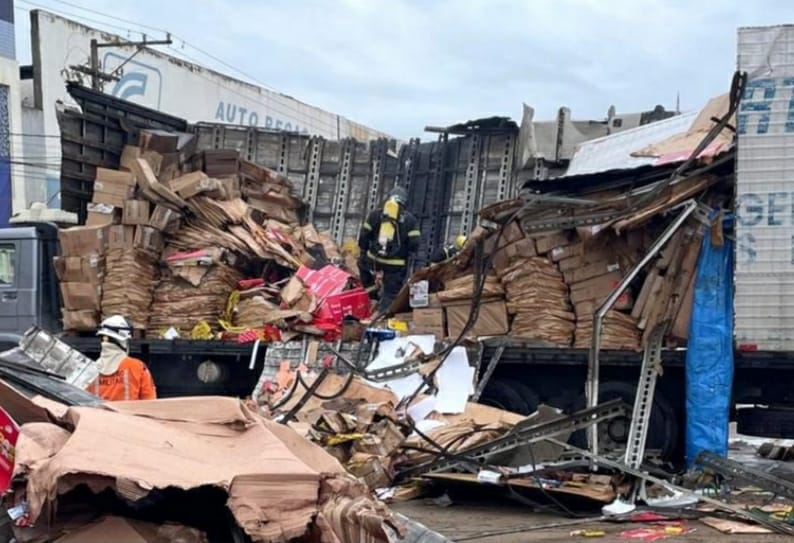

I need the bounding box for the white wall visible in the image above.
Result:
[31,10,390,141]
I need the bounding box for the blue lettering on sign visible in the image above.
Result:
[737,192,794,265]
[214,101,310,134]
[738,77,794,135]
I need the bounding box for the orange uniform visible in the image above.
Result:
[90,356,157,401]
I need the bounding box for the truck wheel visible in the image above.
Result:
[737,406,794,439]
[506,381,540,415]
[569,381,679,460]
[480,379,534,415]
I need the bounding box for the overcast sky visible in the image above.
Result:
[12,0,794,139]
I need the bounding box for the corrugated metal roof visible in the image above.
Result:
[563,111,698,177]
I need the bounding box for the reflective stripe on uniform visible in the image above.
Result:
[366,251,406,266]
[407,229,421,237]
[123,369,130,401]
[362,222,372,231]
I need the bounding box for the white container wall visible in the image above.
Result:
[736,25,794,351]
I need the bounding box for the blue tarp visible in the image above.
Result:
[685,216,734,466]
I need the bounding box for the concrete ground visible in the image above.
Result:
[390,430,794,542]
[392,500,791,542]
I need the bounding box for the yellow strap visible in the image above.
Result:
[407,229,420,237]
[367,251,406,266]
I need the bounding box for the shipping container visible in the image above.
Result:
[736,25,794,351]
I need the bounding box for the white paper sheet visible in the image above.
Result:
[433,347,474,415]
[407,396,437,422]
[383,373,425,400]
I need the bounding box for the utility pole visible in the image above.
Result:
[70,34,173,91]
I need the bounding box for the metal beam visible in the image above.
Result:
[586,199,697,457]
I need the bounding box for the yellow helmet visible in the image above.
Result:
[455,235,467,250]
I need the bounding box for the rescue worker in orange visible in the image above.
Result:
[89,315,157,401]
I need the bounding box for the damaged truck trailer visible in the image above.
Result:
[6,24,794,460]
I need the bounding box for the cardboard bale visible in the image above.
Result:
[123,200,151,226]
[493,237,537,272]
[85,203,120,226]
[564,260,622,285]
[575,309,641,350]
[202,149,239,177]
[445,299,509,338]
[60,282,101,311]
[58,225,107,257]
[148,204,182,233]
[138,129,179,154]
[534,230,572,255]
[53,255,104,284]
[148,263,243,336]
[496,220,526,247]
[133,226,164,255]
[107,225,135,251]
[93,168,136,208]
[549,242,585,262]
[498,255,574,346]
[61,309,98,331]
[95,167,136,188]
[102,249,160,330]
[569,270,623,305]
[437,274,503,302]
[412,308,445,337]
[169,171,217,199]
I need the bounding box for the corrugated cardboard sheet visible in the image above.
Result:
[13,397,397,543]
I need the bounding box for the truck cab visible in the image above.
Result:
[0,224,60,350]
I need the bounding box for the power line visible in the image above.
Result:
[16,0,144,36]
[19,1,317,126]
[31,0,279,92]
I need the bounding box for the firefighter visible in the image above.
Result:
[431,234,467,263]
[89,315,157,401]
[358,186,420,311]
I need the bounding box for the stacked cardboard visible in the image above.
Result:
[534,231,641,350]
[58,126,365,338]
[148,262,243,336]
[101,225,163,331]
[632,225,703,344]
[87,168,136,226]
[499,256,575,346]
[56,225,107,330]
[574,309,642,350]
[431,274,509,338]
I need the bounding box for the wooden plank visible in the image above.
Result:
[670,271,696,341]
[662,230,703,325]
[631,270,658,320]
[655,229,684,271]
[638,274,664,330]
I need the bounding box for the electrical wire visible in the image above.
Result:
[16,0,340,128]
[16,0,144,36]
[40,0,282,92]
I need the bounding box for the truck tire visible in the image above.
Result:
[506,381,540,415]
[569,381,679,460]
[737,406,794,439]
[481,379,534,415]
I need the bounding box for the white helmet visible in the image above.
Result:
[97,315,133,348]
